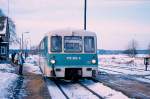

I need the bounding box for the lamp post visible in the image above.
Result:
[22,32,29,52]
[25,38,31,50]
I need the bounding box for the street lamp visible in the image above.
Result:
[25,38,31,50]
[22,32,29,52]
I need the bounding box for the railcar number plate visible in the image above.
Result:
[66,56,81,60]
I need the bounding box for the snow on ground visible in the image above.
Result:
[60,82,99,99]
[25,55,39,65]
[81,79,129,99]
[0,63,18,99]
[145,76,150,79]
[0,63,15,73]
[24,55,41,74]
[99,65,150,75]
[99,54,150,83]
[0,56,41,99]
[46,79,66,99]
[23,63,42,74]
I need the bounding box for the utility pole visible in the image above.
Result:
[22,33,23,51]
[19,38,21,50]
[84,0,87,30]
[7,0,10,17]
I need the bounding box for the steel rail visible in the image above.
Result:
[79,82,103,99]
[52,79,69,99]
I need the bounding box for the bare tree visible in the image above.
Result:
[8,17,19,45]
[124,39,138,57]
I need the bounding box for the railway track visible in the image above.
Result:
[46,78,104,99]
[99,67,125,74]
[79,82,103,99]
[46,78,129,99]
[45,65,150,99]
[46,78,67,99]
[101,64,147,72]
[98,67,150,81]
[79,78,129,99]
[53,79,69,99]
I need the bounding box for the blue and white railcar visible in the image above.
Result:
[39,29,98,79]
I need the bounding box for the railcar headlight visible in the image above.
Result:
[92,59,96,64]
[50,59,56,64]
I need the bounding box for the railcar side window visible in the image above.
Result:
[51,36,62,52]
[84,36,95,53]
[64,36,82,53]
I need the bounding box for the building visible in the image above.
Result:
[0,16,10,60]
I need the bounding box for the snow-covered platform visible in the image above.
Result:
[0,57,50,99]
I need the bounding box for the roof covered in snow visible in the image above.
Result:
[45,28,97,37]
[0,17,7,35]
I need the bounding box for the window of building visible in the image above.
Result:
[0,46,6,54]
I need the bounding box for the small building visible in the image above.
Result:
[0,16,9,60]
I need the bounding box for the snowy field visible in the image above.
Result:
[99,54,150,83]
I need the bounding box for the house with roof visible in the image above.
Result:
[0,16,10,60]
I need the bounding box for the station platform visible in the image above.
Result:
[12,62,51,99]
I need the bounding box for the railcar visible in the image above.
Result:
[39,29,98,79]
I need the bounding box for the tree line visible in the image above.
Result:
[124,39,150,57]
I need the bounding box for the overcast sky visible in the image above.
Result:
[0,0,150,50]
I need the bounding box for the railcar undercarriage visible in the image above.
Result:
[65,68,82,80]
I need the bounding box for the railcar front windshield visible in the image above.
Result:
[84,36,95,53]
[64,36,82,53]
[51,36,62,52]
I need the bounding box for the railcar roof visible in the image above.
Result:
[45,28,96,36]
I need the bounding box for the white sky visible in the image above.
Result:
[0,0,150,50]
